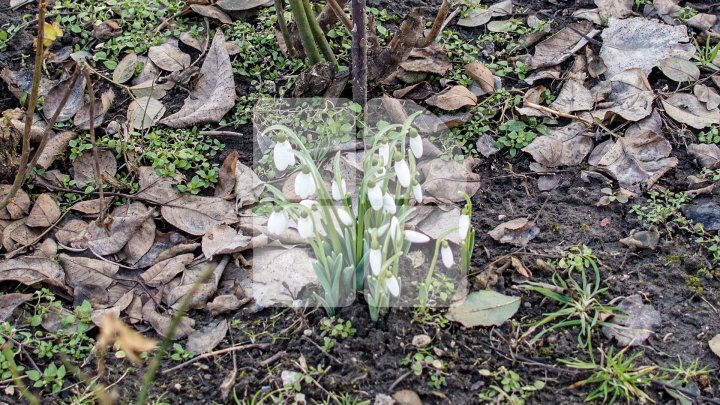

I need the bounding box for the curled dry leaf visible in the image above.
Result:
[694,84,720,110]
[657,57,700,83]
[113,53,138,84]
[207,294,245,316]
[446,290,520,327]
[420,158,481,203]
[457,0,512,27]
[72,149,117,187]
[202,224,251,259]
[249,247,317,308]
[136,233,199,269]
[127,97,166,130]
[488,217,540,247]
[530,22,594,69]
[0,293,33,321]
[59,254,119,293]
[0,185,30,220]
[43,75,86,122]
[0,256,65,288]
[595,0,634,20]
[662,93,720,130]
[3,218,42,251]
[161,30,236,128]
[425,86,477,111]
[70,198,105,216]
[27,194,61,228]
[215,150,239,198]
[141,253,194,287]
[74,203,155,255]
[592,68,654,122]
[522,122,594,167]
[186,319,228,354]
[161,194,238,236]
[142,298,195,339]
[190,4,232,24]
[549,80,594,113]
[74,90,114,130]
[122,216,156,265]
[54,219,88,246]
[602,294,660,347]
[600,17,695,78]
[687,143,720,168]
[619,230,660,250]
[464,62,494,94]
[400,46,452,75]
[129,80,174,99]
[710,335,720,359]
[148,43,190,72]
[97,314,157,364]
[36,131,77,169]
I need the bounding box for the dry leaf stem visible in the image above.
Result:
[0,1,45,213]
[523,101,620,138]
[327,0,352,31]
[419,0,449,47]
[82,65,107,223]
[160,342,272,375]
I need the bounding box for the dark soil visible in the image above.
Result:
[1,0,719,404]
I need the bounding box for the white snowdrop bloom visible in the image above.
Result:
[382,193,396,215]
[273,139,295,171]
[441,241,454,269]
[294,168,316,199]
[369,247,382,276]
[385,276,401,297]
[459,213,471,241]
[378,142,390,165]
[297,213,314,240]
[409,129,423,158]
[299,199,317,210]
[412,181,423,203]
[405,230,430,243]
[367,181,384,211]
[331,178,347,201]
[394,156,411,188]
[268,207,289,236]
[337,207,354,226]
[389,216,400,241]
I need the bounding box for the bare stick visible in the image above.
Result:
[327,0,352,31]
[83,65,106,223]
[161,343,272,374]
[420,0,450,47]
[0,0,45,212]
[351,0,367,108]
[523,101,620,138]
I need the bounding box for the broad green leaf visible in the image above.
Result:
[445,290,520,327]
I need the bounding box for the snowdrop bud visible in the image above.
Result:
[441,240,454,269]
[273,137,295,171]
[331,178,347,201]
[405,230,430,243]
[294,167,316,199]
[409,128,423,159]
[382,193,396,215]
[367,180,384,211]
[299,199,317,210]
[378,140,390,165]
[337,207,354,226]
[394,154,411,188]
[297,212,314,239]
[268,206,289,236]
[385,276,401,297]
[389,216,400,241]
[459,212,471,241]
[369,240,382,276]
[412,180,423,203]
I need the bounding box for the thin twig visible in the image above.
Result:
[419,0,449,47]
[161,343,272,375]
[327,0,352,31]
[4,210,68,259]
[82,65,106,223]
[523,101,621,138]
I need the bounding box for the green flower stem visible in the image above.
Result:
[419,227,459,306]
[302,0,338,67]
[274,0,296,56]
[288,0,322,64]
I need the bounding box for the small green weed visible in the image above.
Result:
[495,117,549,157]
[692,36,720,71]
[401,349,446,389]
[477,366,545,405]
[26,362,66,394]
[319,317,356,353]
[412,307,450,329]
[169,343,193,362]
[698,124,719,144]
[674,6,698,23]
[630,190,690,229]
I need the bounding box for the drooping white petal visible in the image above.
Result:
[369,248,382,276]
[294,171,316,199]
[337,208,354,226]
[298,215,314,239]
[385,276,400,297]
[405,230,430,243]
[382,193,396,215]
[394,159,411,188]
[368,184,384,211]
[412,183,423,203]
[268,209,289,236]
[409,133,423,158]
[459,214,471,241]
[273,140,295,171]
[379,143,390,165]
[389,216,400,241]
[441,244,454,269]
[299,199,317,210]
[331,178,347,201]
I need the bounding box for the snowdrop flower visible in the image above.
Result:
[337,207,354,227]
[459,211,471,241]
[273,136,295,171]
[389,216,400,241]
[405,230,430,243]
[369,240,382,276]
[297,212,314,239]
[412,180,422,203]
[299,199,317,210]
[441,240,454,269]
[385,276,400,297]
[378,139,390,165]
[382,193,396,215]
[367,180,384,211]
[294,167,316,199]
[394,154,411,188]
[409,128,423,159]
[268,206,289,236]
[331,178,347,201]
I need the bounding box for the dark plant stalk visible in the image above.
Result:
[82,65,106,223]
[327,0,352,31]
[302,0,337,67]
[420,0,449,47]
[288,0,322,64]
[274,0,296,56]
[0,0,45,212]
[136,257,229,405]
[351,0,367,108]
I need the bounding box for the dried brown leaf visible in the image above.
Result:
[161,195,238,236]
[113,53,138,84]
[0,185,30,220]
[0,256,65,288]
[148,43,190,72]
[43,75,86,122]
[27,194,61,228]
[662,93,720,129]
[186,319,228,354]
[140,253,194,287]
[190,4,232,24]
[425,86,477,111]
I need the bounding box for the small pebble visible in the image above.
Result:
[412,334,431,348]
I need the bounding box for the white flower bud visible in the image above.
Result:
[394,157,411,188]
[268,207,289,236]
[337,207,354,226]
[412,182,423,203]
[405,230,430,243]
[459,214,471,241]
[331,178,347,201]
[409,129,423,158]
[441,241,454,269]
[379,142,390,165]
[385,276,400,297]
[294,168,316,199]
[382,193,396,215]
[273,139,295,171]
[369,247,382,276]
[297,213,314,239]
[367,181,384,211]
[389,216,400,241]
